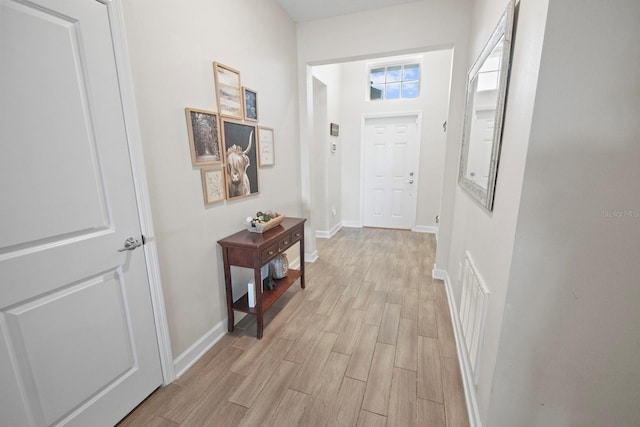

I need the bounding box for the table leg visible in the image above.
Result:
[300,235,306,289]
[254,266,264,339]
[223,249,234,332]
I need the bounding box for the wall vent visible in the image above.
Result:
[459,251,490,385]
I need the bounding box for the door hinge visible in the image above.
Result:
[141,234,147,245]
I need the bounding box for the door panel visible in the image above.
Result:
[5,272,133,425]
[0,0,162,425]
[363,116,420,229]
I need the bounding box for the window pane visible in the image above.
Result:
[386,83,401,99]
[370,84,384,100]
[386,66,402,83]
[403,64,420,81]
[402,81,419,98]
[370,68,385,84]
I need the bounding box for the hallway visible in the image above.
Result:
[120,228,468,426]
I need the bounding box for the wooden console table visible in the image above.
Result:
[218,217,306,339]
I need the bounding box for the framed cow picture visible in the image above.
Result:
[221,119,259,200]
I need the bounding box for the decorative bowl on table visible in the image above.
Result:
[245,211,285,233]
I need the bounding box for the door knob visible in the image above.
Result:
[408,180,414,184]
[118,237,142,252]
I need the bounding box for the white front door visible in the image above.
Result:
[0,1,162,426]
[363,115,420,229]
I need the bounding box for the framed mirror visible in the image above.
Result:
[459,0,515,211]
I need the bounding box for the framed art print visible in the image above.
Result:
[184,108,222,166]
[258,126,275,167]
[242,87,258,122]
[221,119,259,200]
[201,167,226,204]
[213,62,243,119]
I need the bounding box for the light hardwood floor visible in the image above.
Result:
[119,228,469,427]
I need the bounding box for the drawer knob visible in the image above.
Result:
[295,233,301,237]
[283,240,289,245]
[268,250,275,255]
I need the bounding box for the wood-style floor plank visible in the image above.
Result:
[364,291,387,326]
[284,313,327,364]
[228,338,293,408]
[401,288,419,320]
[435,283,458,359]
[345,323,379,382]
[377,302,401,345]
[418,299,438,338]
[265,389,310,427]
[332,377,366,426]
[120,227,469,427]
[356,410,387,427]
[442,356,470,427]
[395,318,418,372]
[298,352,350,427]
[289,331,338,394]
[361,342,396,416]
[417,398,446,427]
[239,360,300,427]
[387,367,417,427]
[333,309,366,355]
[417,336,443,403]
[205,402,247,427]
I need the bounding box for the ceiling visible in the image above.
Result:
[275,0,423,23]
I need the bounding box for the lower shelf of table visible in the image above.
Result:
[232,269,302,315]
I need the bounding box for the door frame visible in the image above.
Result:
[359,112,423,229]
[107,0,175,384]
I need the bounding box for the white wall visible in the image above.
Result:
[487,0,640,424]
[122,0,300,357]
[297,0,472,254]
[442,0,550,420]
[311,65,342,235]
[336,51,452,230]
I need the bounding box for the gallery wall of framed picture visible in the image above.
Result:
[185,61,276,206]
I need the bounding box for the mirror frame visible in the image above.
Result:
[458,0,515,211]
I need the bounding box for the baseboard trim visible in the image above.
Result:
[432,267,448,281]
[305,250,319,263]
[289,255,301,270]
[316,222,342,239]
[173,321,226,378]
[412,225,439,234]
[441,271,482,427]
[341,220,362,228]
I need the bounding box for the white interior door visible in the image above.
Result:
[363,115,420,229]
[0,1,162,425]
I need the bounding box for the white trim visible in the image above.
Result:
[342,220,363,228]
[412,225,439,235]
[315,222,342,239]
[440,271,482,427]
[360,112,423,229]
[173,321,226,378]
[108,0,175,383]
[289,257,300,270]
[432,266,448,281]
[305,250,319,263]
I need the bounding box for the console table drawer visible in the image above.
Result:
[291,226,304,243]
[261,243,278,262]
[278,232,292,252]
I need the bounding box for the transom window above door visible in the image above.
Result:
[369,63,420,101]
